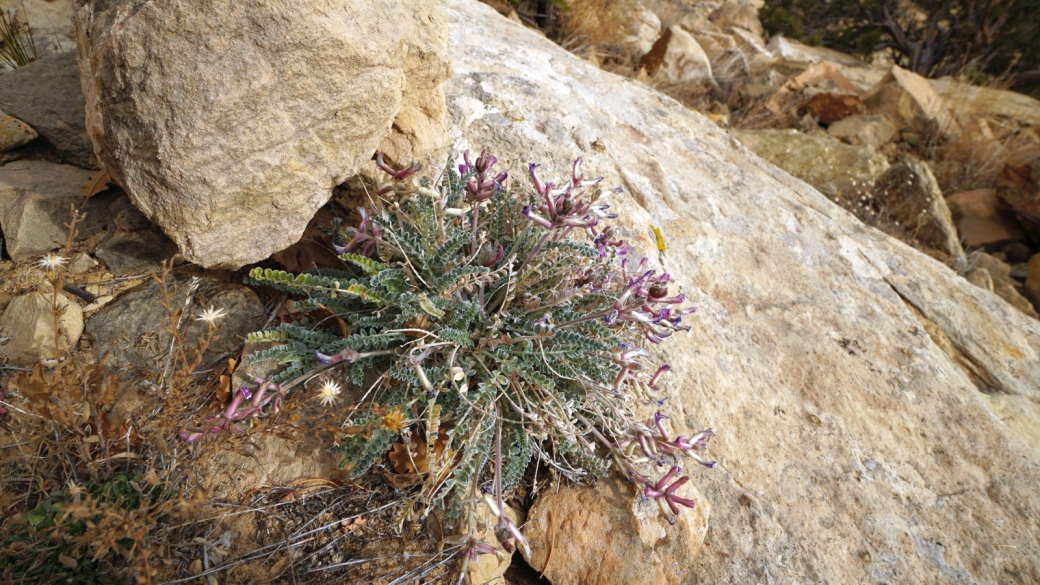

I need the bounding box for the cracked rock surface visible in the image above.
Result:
[444,1,1040,582]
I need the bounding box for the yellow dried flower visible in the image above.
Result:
[382,408,406,433]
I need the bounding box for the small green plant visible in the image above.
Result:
[0,8,38,69]
[0,474,175,585]
[188,150,714,563]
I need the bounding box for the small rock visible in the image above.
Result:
[944,118,1000,166]
[0,110,37,152]
[967,250,1013,283]
[640,27,714,85]
[872,159,965,260]
[945,188,1023,248]
[734,129,890,204]
[1005,242,1033,264]
[802,91,867,125]
[729,27,774,72]
[232,340,282,390]
[0,160,96,260]
[0,52,97,169]
[467,501,523,585]
[708,3,764,38]
[744,61,862,129]
[993,279,1039,319]
[996,162,1040,227]
[523,476,709,585]
[965,267,994,292]
[85,274,264,375]
[66,252,97,275]
[95,225,178,276]
[688,30,748,82]
[1024,254,1040,303]
[0,291,83,365]
[623,5,661,58]
[863,65,960,141]
[827,114,898,149]
[766,35,871,69]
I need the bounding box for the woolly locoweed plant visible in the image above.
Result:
[194,150,714,561]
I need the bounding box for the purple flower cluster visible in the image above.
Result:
[333,207,382,256]
[605,257,696,344]
[628,412,716,469]
[179,379,287,443]
[374,152,422,195]
[523,159,614,231]
[637,465,699,524]
[459,149,508,202]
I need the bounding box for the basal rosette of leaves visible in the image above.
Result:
[197,150,714,558]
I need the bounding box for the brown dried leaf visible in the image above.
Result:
[14,364,57,420]
[340,516,367,534]
[389,440,428,474]
[80,170,113,200]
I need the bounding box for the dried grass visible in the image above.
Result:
[0,213,465,584]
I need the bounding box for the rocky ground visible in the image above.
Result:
[1,0,1039,584]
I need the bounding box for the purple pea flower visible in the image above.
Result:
[374,152,422,181]
[642,466,698,523]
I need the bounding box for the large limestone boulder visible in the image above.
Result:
[443,1,1040,582]
[74,0,452,269]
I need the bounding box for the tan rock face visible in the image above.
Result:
[522,477,709,585]
[864,65,961,140]
[640,27,713,85]
[74,0,451,269]
[443,1,1040,581]
[945,188,1024,247]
